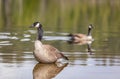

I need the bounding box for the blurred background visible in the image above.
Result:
[0,0,120,31]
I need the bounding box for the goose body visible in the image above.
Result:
[30,22,68,63]
[34,40,67,63]
[68,24,94,43]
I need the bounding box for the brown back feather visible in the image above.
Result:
[43,45,65,59]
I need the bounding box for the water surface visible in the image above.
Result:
[0,27,120,79]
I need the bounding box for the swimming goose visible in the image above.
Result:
[68,24,94,43]
[30,22,68,64]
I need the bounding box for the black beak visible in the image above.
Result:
[29,25,34,28]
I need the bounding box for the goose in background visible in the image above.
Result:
[68,24,94,44]
[30,22,68,64]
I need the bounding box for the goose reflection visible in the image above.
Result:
[33,63,68,79]
[68,39,93,54]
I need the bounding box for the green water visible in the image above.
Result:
[0,0,120,79]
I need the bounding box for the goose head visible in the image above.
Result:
[30,22,43,40]
[87,24,94,36]
[30,22,42,28]
[88,24,93,29]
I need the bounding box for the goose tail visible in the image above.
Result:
[56,57,69,67]
[68,33,73,37]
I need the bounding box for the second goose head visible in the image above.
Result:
[30,22,43,40]
[87,24,93,36]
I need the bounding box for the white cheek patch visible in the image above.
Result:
[35,23,40,28]
[89,25,92,28]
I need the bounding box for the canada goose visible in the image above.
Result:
[68,24,94,43]
[30,22,68,64]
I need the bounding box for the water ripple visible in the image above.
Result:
[20,38,31,42]
[0,41,13,46]
[43,36,71,41]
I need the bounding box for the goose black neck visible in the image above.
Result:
[87,44,92,53]
[87,27,92,36]
[37,27,43,41]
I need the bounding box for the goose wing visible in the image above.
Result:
[73,34,86,38]
[43,44,64,58]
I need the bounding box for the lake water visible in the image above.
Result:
[0,0,120,79]
[0,26,120,79]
